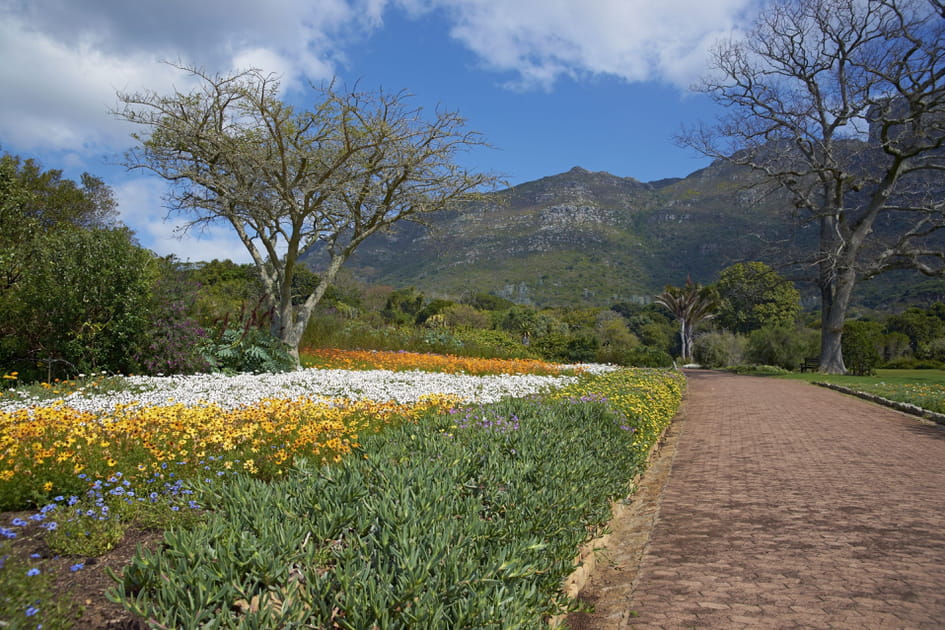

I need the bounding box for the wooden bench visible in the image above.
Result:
[800,357,820,372]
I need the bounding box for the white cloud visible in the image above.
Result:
[397,0,756,90]
[1,0,756,159]
[0,0,380,162]
[114,177,254,263]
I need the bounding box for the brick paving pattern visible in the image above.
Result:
[581,370,945,629]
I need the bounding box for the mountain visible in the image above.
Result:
[303,163,944,310]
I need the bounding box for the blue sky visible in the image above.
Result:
[1,0,759,262]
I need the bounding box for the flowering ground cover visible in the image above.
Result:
[858,382,945,414]
[301,347,590,375]
[0,362,584,511]
[785,369,945,414]
[0,354,680,629]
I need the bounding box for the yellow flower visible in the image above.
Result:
[43,481,53,492]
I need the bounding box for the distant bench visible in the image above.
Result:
[800,357,820,372]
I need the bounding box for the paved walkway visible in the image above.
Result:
[569,370,945,629]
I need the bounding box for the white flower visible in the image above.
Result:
[0,368,581,415]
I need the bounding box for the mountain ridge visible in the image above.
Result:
[303,161,944,310]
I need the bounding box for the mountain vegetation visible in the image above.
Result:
[303,161,945,313]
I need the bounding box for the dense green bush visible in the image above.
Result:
[693,331,746,368]
[882,357,945,369]
[3,227,155,380]
[109,376,681,628]
[746,326,819,371]
[842,320,884,375]
[618,345,674,367]
[452,328,535,359]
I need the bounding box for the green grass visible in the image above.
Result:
[781,369,945,414]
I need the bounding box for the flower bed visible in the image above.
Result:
[0,362,585,510]
[301,347,588,375]
[110,368,685,628]
[1,356,683,629]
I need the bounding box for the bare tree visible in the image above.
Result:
[115,64,499,365]
[681,0,945,373]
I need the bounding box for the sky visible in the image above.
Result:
[1,0,761,263]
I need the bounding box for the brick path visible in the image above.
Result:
[571,370,945,629]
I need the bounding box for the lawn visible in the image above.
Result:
[781,369,945,415]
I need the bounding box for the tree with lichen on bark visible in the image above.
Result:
[680,0,945,373]
[114,64,499,366]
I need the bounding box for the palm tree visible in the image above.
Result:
[656,278,720,363]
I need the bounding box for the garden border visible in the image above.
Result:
[552,407,683,627]
[814,382,945,426]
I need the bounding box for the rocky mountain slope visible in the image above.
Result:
[304,162,943,310]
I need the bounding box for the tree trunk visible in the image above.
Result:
[819,266,856,374]
[271,253,348,369]
[679,321,689,362]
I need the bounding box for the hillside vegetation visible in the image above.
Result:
[304,164,945,310]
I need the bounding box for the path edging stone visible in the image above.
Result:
[814,382,945,425]
[552,394,686,628]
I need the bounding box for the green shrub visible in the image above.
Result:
[746,326,819,371]
[882,357,945,369]
[693,331,746,368]
[618,346,674,367]
[202,326,295,374]
[842,320,884,376]
[452,328,534,359]
[531,332,570,361]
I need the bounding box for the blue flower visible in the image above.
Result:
[26,568,40,576]
[70,562,85,572]
[11,517,27,527]
[25,605,39,616]
[0,527,16,539]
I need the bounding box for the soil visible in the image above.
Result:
[564,411,684,630]
[3,512,160,629]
